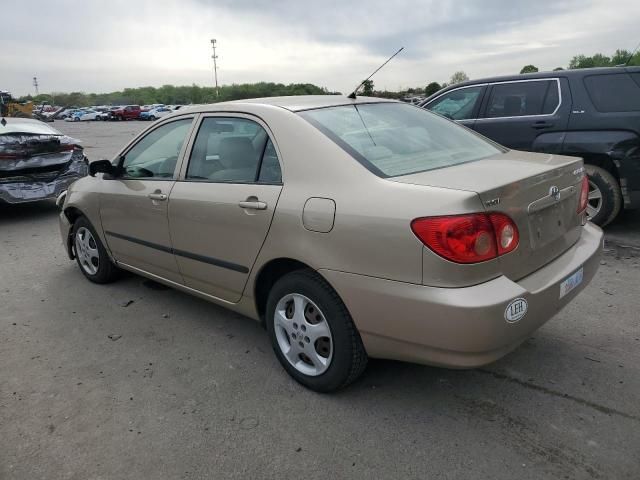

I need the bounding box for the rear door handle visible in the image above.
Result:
[531,121,554,129]
[239,200,267,210]
[148,192,167,201]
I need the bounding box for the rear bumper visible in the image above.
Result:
[320,222,603,368]
[0,161,87,204]
[0,175,80,204]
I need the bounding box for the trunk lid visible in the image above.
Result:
[0,134,80,181]
[392,150,585,280]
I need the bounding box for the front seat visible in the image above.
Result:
[209,137,258,182]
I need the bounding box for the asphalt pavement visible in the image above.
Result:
[1,120,639,479]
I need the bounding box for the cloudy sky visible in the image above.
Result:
[3,0,639,96]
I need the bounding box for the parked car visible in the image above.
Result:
[139,106,173,121]
[96,106,122,121]
[421,66,640,226]
[0,118,87,204]
[111,105,141,121]
[65,109,100,122]
[57,96,602,392]
[58,108,82,120]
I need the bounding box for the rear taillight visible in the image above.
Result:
[489,212,519,256]
[577,175,589,214]
[411,213,519,264]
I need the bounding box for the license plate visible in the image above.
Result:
[559,267,584,299]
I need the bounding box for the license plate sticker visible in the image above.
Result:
[560,267,584,299]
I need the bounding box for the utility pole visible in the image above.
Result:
[33,76,39,96]
[210,39,219,98]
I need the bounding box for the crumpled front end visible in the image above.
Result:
[0,134,88,204]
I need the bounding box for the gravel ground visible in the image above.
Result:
[1,120,639,480]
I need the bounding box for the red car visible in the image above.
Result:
[111,105,141,121]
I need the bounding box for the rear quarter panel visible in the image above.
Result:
[241,106,489,293]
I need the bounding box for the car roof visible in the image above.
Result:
[0,117,62,135]
[427,66,640,95]
[425,66,640,100]
[182,95,398,113]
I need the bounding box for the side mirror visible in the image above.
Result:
[89,159,116,177]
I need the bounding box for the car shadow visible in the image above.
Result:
[0,199,59,225]
[605,209,640,248]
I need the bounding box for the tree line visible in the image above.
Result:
[16,48,640,107]
[375,48,640,99]
[17,82,336,107]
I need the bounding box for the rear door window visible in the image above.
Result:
[426,86,483,120]
[486,80,559,117]
[584,73,640,112]
[186,117,281,184]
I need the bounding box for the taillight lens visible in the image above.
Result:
[488,212,519,256]
[411,213,519,264]
[577,175,589,214]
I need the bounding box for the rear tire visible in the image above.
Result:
[266,270,367,392]
[72,216,119,284]
[585,164,622,227]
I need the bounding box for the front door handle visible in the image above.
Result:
[531,121,554,129]
[239,200,267,210]
[148,192,167,201]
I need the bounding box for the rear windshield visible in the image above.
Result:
[299,103,502,177]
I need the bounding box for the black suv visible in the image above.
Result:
[421,66,640,226]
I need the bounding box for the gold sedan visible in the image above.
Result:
[58,96,603,391]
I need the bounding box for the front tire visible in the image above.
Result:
[72,216,119,284]
[585,164,622,227]
[266,270,367,392]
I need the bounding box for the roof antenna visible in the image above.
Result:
[623,40,640,66]
[348,47,404,99]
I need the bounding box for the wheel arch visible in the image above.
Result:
[580,153,620,181]
[62,206,86,258]
[253,258,316,323]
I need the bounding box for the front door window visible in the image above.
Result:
[427,86,483,120]
[122,118,193,178]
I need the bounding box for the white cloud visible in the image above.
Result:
[2,0,639,96]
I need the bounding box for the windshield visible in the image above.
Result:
[299,103,503,177]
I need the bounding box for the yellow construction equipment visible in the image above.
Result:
[0,91,33,118]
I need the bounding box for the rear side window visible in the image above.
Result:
[486,80,559,118]
[584,73,640,112]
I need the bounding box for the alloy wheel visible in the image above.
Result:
[586,178,603,220]
[75,227,100,275]
[274,293,333,376]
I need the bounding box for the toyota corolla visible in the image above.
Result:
[57,96,602,392]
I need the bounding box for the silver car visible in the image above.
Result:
[58,96,602,391]
[1,118,87,204]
